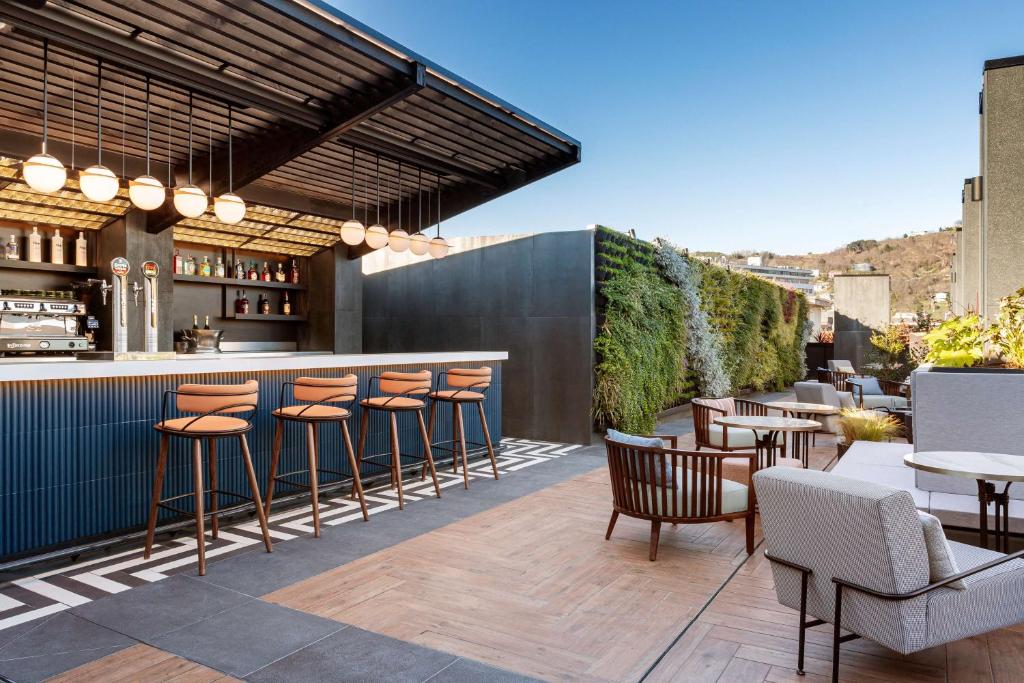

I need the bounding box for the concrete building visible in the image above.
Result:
[950,57,1024,319]
[730,262,815,294]
[833,274,891,370]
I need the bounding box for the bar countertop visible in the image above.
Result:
[0,351,509,382]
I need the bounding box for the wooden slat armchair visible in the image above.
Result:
[604,434,756,561]
[691,397,785,455]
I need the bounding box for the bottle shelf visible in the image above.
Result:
[173,273,306,291]
[0,260,98,276]
[223,312,307,322]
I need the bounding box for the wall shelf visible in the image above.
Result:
[223,312,307,322]
[173,273,306,291]
[0,260,97,276]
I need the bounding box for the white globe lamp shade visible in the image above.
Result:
[408,233,430,256]
[23,153,67,193]
[79,164,119,202]
[128,175,165,210]
[214,192,246,224]
[428,236,449,259]
[388,228,410,252]
[364,224,389,250]
[173,184,208,218]
[339,219,365,246]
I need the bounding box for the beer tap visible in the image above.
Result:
[83,278,112,306]
[130,281,143,306]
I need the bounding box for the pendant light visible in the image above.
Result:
[363,152,388,249]
[79,58,120,202]
[128,76,166,210]
[408,166,430,255]
[428,173,449,258]
[340,146,367,245]
[388,162,410,252]
[23,38,68,193]
[214,104,246,224]
[173,91,208,218]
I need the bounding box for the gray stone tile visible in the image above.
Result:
[0,612,134,682]
[149,598,344,677]
[71,574,253,639]
[428,658,540,682]
[246,625,456,683]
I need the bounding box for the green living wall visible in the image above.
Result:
[593,227,810,433]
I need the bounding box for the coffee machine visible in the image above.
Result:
[0,290,90,355]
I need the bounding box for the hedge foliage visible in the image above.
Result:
[593,227,810,431]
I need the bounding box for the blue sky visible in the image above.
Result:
[335,1,1024,254]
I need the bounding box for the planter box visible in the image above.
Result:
[912,367,1024,499]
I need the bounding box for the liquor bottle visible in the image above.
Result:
[234,258,245,279]
[5,234,19,260]
[247,261,258,280]
[75,232,88,266]
[275,262,286,282]
[51,229,64,264]
[215,256,225,278]
[282,291,291,315]
[185,254,196,275]
[203,315,211,330]
[235,290,250,314]
[192,313,199,330]
[200,256,211,277]
[28,226,42,262]
[261,261,271,282]
[288,259,299,284]
[259,293,270,315]
[173,249,183,274]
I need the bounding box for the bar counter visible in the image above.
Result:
[0,351,505,561]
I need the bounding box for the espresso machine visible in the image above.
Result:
[0,290,90,355]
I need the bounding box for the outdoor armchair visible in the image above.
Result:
[691,397,780,452]
[754,466,1024,683]
[846,376,909,410]
[793,381,854,434]
[604,432,755,560]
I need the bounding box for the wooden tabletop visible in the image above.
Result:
[714,415,821,432]
[763,401,839,415]
[904,451,1024,482]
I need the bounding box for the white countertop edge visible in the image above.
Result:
[0,351,509,382]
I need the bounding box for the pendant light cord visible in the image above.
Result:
[71,54,76,168]
[208,116,213,194]
[187,91,193,184]
[144,76,150,176]
[375,154,380,225]
[96,57,103,166]
[417,167,422,234]
[121,73,126,178]
[228,104,233,193]
[397,162,402,232]
[437,174,442,237]
[167,104,172,187]
[350,145,356,220]
[41,39,49,154]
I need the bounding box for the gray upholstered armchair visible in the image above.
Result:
[754,467,1024,683]
[793,381,853,435]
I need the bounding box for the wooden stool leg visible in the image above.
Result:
[239,435,273,553]
[265,419,284,518]
[208,438,219,540]
[649,520,662,562]
[455,403,470,490]
[451,402,459,473]
[421,400,437,480]
[417,409,441,499]
[192,439,207,575]
[354,408,369,500]
[476,401,499,480]
[342,420,369,522]
[390,412,405,509]
[144,433,170,559]
[306,422,321,537]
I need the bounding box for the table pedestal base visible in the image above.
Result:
[978,480,1012,553]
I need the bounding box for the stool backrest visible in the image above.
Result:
[448,367,491,390]
[380,370,431,396]
[294,374,357,403]
[177,380,258,414]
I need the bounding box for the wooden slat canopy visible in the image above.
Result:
[0,0,580,256]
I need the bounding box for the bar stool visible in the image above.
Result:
[263,375,369,536]
[144,380,272,576]
[357,370,441,509]
[427,367,499,489]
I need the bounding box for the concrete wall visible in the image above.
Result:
[362,230,595,444]
[981,64,1024,318]
[960,180,982,315]
[832,274,890,371]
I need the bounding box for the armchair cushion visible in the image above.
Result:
[918,511,965,590]
[837,390,856,409]
[607,429,670,485]
[829,360,856,373]
[862,395,909,410]
[647,467,750,516]
[708,424,767,449]
[849,376,884,396]
[699,397,736,415]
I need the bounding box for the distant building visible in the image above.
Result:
[933,292,948,303]
[807,296,834,335]
[730,262,815,294]
[850,263,876,273]
[893,311,918,326]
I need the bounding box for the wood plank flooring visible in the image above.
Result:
[46,644,238,682]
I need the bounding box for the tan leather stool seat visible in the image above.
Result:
[273,404,351,420]
[156,415,249,434]
[361,396,425,410]
[430,389,485,402]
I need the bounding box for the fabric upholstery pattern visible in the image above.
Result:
[917,511,964,589]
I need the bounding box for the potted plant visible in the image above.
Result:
[836,408,902,458]
[922,288,1024,372]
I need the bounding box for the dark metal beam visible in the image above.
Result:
[145,63,426,233]
[0,0,323,127]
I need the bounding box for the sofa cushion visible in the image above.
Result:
[837,391,856,409]
[918,511,965,590]
[849,376,884,396]
[862,395,909,410]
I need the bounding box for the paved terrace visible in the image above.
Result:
[1,392,1021,682]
